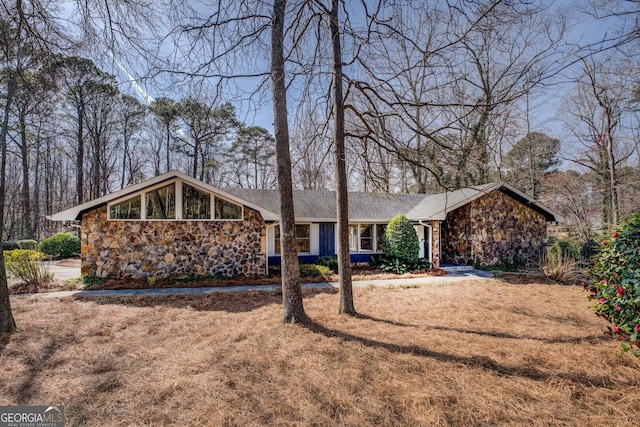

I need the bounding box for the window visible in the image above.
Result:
[376,224,387,252]
[215,198,242,219]
[107,179,244,221]
[349,223,386,252]
[349,225,358,251]
[275,224,310,254]
[183,183,211,219]
[146,183,176,219]
[359,224,373,251]
[109,195,141,220]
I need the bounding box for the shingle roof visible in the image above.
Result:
[49,170,561,223]
[405,182,561,222]
[222,188,426,222]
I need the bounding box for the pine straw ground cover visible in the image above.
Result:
[2,280,639,426]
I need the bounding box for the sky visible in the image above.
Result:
[91,0,636,160]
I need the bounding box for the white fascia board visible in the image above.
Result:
[49,170,280,222]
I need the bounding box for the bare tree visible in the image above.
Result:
[149,97,180,174]
[272,0,306,323]
[563,56,638,230]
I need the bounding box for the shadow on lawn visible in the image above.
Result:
[74,288,338,313]
[304,318,633,390]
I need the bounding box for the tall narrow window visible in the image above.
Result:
[183,183,211,219]
[109,195,141,220]
[375,224,387,252]
[275,224,310,254]
[146,183,176,219]
[349,225,358,251]
[214,198,242,219]
[359,224,373,251]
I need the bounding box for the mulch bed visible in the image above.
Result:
[9,264,449,294]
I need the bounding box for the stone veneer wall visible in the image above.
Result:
[441,190,547,266]
[81,206,266,278]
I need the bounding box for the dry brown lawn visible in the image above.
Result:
[2,279,639,426]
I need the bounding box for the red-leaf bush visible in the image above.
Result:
[586,213,640,356]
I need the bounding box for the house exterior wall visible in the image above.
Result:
[81,206,266,278]
[441,190,547,266]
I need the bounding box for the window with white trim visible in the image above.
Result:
[349,223,386,252]
[215,198,242,220]
[109,195,141,220]
[107,179,243,221]
[275,224,310,254]
[146,183,176,219]
[183,183,211,219]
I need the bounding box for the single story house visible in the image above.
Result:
[50,170,561,279]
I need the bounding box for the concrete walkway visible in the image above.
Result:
[10,268,493,299]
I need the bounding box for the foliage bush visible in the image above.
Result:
[547,239,580,260]
[4,249,53,292]
[315,256,339,273]
[580,239,600,260]
[17,239,38,250]
[299,263,332,279]
[585,212,640,356]
[2,241,19,251]
[370,254,431,275]
[39,233,81,259]
[382,214,419,262]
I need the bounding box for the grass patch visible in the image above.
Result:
[3,280,639,425]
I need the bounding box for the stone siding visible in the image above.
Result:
[441,190,547,266]
[81,206,266,278]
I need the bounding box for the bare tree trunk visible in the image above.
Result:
[328,0,355,315]
[166,123,171,173]
[19,113,33,239]
[76,103,84,204]
[0,72,17,333]
[271,0,306,324]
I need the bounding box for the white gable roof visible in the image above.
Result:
[48,170,280,221]
[405,181,562,222]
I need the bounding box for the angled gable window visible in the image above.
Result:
[215,197,242,220]
[109,195,141,220]
[183,183,211,219]
[107,178,246,221]
[146,183,176,219]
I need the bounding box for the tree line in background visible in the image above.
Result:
[1,51,279,241]
[2,1,638,248]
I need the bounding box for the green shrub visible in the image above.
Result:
[382,214,419,262]
[4,249,53,292]
[370,254,431,275]
[299,263,332,279]
[547,239,579,260]
[39,233,80,259]
[17,239,38,250]
[580,239,600,260]
[2,241,19,251]
[586,213,640,356]
[316,256,338,273]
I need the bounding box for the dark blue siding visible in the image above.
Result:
[318,223,336,257]
[268,253,374,266]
